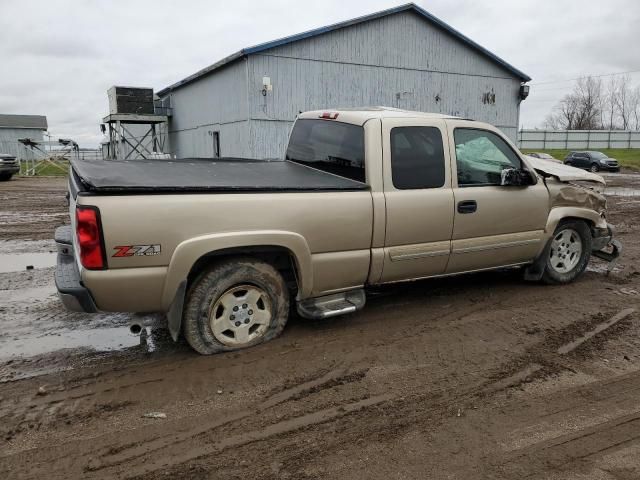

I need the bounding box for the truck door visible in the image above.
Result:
[445,120,549,273]
[379,118,454,283]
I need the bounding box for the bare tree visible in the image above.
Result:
[603,77,619,129]
[614,75,632,129]
[546,76,602,130]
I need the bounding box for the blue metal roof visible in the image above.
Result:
[158,3,530,95]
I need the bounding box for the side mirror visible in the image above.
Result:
[501,168,535,187]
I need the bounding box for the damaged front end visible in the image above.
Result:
[591,225,622,270]
[536,162,622,271]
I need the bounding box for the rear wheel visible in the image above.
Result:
[542,220,592,284]
[183,257,289,355]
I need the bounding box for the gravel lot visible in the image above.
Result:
[1,174,640,479]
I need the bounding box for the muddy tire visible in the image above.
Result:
[590,163,600,172]
[183,257,289,355]
[542,220,592,285]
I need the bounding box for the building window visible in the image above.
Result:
[390,127,445,189]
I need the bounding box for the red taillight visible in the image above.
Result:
[76,206,105,270]
[319,112,339,119]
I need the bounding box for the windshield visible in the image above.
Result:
[286,119,365,183]
[589,152,607,159]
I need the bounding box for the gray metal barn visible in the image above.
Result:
[0,114,48,159]
[158,3,530,159]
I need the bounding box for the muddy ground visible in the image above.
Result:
[1,174,640,480]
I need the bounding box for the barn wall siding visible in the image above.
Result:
[0,128,45,160]
[163,60,249,158]
[260,11,515,80]
[247,54,520,158]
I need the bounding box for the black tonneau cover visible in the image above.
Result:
[71,158,368,193]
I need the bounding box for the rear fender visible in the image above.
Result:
[161,230,313,311]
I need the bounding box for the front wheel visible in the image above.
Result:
[590,163,600,172]
[0,173,12,181]
[183,257,290,355]
[542,220,592,284]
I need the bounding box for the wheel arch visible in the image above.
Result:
[161,230,313,311]
[544,207,606,244]
[526,213,598,282]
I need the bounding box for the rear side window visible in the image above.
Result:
[286,119,365,182]
[390,127,445,189]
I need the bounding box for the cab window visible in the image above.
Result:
[454,128,521,187]
[390,127,445,189]
[286,119,365,183]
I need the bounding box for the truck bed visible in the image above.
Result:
[71,158,368,193]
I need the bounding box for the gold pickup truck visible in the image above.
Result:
[55,108,621,354]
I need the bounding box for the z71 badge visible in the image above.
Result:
[113,244,161,257]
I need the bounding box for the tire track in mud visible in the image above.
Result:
[147,307,640,480]
[3,276,638,478]
[87,366,366,472]
[494,375,640,479]
[0,364,366,478]
[111,394,394,479]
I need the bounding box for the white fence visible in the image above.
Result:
[518,130,640,150]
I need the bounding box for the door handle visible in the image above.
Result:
[457,200,477,214]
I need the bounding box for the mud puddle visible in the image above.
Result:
[0,252,57,273]
[0,325,159,361]
[0,285,55,303]
[605,187,640,197]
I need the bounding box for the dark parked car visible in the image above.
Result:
[564,151,620,172]
[0,154,20,181]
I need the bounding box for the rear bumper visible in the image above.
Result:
[591,224,622,264]
[54,225,98,313]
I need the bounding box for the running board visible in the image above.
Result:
[297,289,366,320]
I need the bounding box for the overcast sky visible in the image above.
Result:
[1,0,639,147]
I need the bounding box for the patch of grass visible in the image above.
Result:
[20,160,69,177]
[520,149,640,170]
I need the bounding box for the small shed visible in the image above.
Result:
[0,114,48,159]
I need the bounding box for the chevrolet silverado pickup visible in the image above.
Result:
[55,108,621,355]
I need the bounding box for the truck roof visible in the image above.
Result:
[297,107,460,126]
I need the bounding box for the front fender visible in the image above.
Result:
[161,230,313,310]
[537,206,607,257]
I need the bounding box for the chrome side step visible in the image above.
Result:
[297,289,366,320]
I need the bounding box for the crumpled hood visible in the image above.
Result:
[524,156,606,185]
